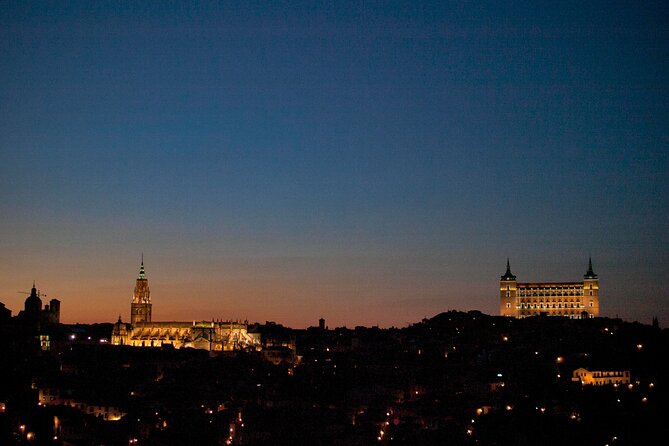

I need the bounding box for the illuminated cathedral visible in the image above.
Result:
[111,259,261,351]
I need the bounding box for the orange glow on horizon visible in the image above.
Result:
[0,267,495,328]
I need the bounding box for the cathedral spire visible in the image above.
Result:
[133,255,150,302]
[138,255,146,280]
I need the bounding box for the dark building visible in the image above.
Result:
[17,282,61,325]
[0,302,11,322]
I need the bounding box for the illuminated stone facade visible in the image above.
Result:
[112,261,261,351]
[499,258,599,319]
[571,368,630,386]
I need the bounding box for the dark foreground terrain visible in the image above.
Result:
[1,311,667,445]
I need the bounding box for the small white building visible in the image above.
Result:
[572,368,630,386]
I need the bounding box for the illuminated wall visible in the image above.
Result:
[572,368,630,386]
[499,260,600,319]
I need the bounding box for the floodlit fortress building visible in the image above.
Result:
[499,258,599,319]
[111,260,260,351]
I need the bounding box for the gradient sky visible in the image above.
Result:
[1,1,667,328]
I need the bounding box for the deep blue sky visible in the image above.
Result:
[1,1,667,327]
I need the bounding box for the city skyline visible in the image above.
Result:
[1,1,667,327]
[0,255,653,328]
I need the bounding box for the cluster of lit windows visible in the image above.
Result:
[39,389,124,420]
[574,370,631,386]
[502,280,597,319]
[591,371,629,378]
[517,313,594,319]
[511,295,596,310]
[517,299,585,309]
[517,286,584,297]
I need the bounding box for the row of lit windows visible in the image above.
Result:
[504,284,594,291]
[517,313,594,319]
[522,301,594,308]
[520,297,581,302]
[518,291,584,297]
[506,301,594,309]
[507,290,594,298]
[590,371,629,377]
[518,303,586,309]
[588,379,626,385]
[519,310,580,314]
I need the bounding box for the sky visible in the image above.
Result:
[1,1,667,328]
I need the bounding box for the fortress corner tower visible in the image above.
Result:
[582,257,600,316]
[499,258,517,317]
[130,258,152,325]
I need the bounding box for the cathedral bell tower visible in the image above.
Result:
[130,257,152,325]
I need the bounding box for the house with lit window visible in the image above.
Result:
[38,388,125,421]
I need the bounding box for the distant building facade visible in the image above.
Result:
[38,387,125,420]
[572,368,630,386]
[499,258,599,319]
[0,283,61,350]
[111,260,261,351]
